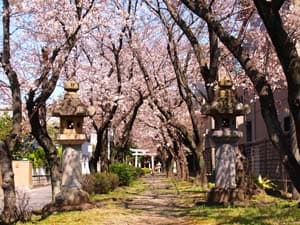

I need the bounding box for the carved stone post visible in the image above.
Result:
[202,77,250,205]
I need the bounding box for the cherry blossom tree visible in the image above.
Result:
[25,0,96,199]
[0,0,97,205]
[129,23,194,179]
[142,0,223,185]
[0,0,21,222]
[83,13,126,172]
[179,0,300,192]
[66,0,144,172]
[112,89,148,161]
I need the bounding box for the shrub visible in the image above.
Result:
[142,167,151,174]
[23,146,48,169]
[109,163,143,186]
[94,173,119,194]
[133,166,144,177]
[109,173,120,190]
[81,173,119,194]
[255,175,276,190]
[81,174,96,194]
[93,173,112,194]
[109,163,131,186]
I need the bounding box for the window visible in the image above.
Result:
[67,120,74,129]
[221,118,230,128]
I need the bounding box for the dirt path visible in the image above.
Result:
[97,174,202,225]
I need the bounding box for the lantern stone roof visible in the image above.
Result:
[201,77,250,117]
[52,79,89,117]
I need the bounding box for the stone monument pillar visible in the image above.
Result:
[202,77,250,205]
[52,79,94,206]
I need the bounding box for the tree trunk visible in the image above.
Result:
[185,143,206,185]
[0,142,17,224]
[26,102,62,199]
[48,145,62,198]
[180,159,189,181]
[89,154,98,174]
[199,154,208,187]
[89,131,104,173]
[175,158,182,179]
[34,137,61,199]
[165,151,173,177]
[199,142,208,188]
[0,0,22,222]
[187,152,198,177]
[178,145,189,181]
[100,142,108,172]
[191,143,207,187]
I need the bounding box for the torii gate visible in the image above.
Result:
[130,148,156,171]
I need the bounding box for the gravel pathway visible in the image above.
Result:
[97,174,199,225]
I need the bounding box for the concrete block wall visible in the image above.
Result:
[0,160,33,189]
[13,160,33,188]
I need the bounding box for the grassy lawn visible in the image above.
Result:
[18,179,150,225]
[175,179,300,225]
[90,179,148,202]
[18,177,300,225]
[187,197,300,225]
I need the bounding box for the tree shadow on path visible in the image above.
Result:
[117,174,205,224]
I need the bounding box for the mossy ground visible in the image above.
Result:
[19,175,300,225]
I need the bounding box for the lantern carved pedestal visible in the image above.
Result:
[54,145,89,206]
[202,78,250,205]
[52,80,93,206]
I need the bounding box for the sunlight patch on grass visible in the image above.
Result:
[20,208,111,225]
[91,179,148,201]
[189,198,300,225]
[19,204,133,225]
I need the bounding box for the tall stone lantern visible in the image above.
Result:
[52,79,94,206]
[201,77,250,205]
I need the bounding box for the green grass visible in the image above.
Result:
[90,179,148,201]
[174,179,300,225]
[18,177,300,225]
[182,191,300,224]
[22,206,132,225]
[187,200,300,225]
[24,202,299,225]
[18,179,149,225]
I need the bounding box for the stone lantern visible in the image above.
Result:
[53,80,89,145]
[52,79,94,206]
[201,76,250,205]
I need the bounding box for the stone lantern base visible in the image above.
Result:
[207,187,246,205]
[206,129,245,205]
[55,188,89,206]
[54,145,90,206]
[41,188,92,217]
